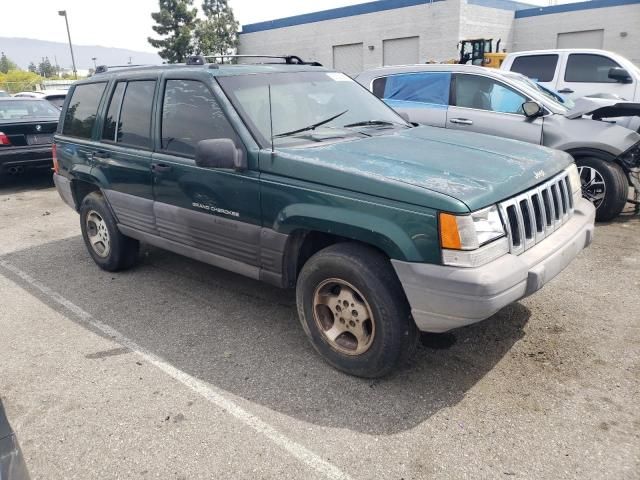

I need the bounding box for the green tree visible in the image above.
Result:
[194,0,239,58]
[37,57,57,78]
[0,52,18,74]
[148,0,198,63]
[28,62,37,73]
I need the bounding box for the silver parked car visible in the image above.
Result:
[356,64,640,221]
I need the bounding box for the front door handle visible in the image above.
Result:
[151,163,172,173]
[450,118,473,125]
[558,88,574,94]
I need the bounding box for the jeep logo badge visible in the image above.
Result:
[534,170,545,180]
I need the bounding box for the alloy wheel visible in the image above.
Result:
[313,278,375,356]
[578,165,606,208]
[86,210,111,258]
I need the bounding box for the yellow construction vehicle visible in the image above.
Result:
[458,38,506,68]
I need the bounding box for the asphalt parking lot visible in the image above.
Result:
[1,174,639,480]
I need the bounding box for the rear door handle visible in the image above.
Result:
[449,118,473,125]
[151,163,172,173]
[93,151,110,161]
[558,88,574,94]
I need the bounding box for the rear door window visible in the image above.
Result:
[565,54,622,83]
[160,79,237,157]
[102,82,126,141]
[116,81,156,148]
[510,55,558,82]
[101,80,155,148]
[372,72,451,106]
[62,82,106,139]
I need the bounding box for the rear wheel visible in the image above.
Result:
[80,192,139,271]
[296,243,417,378]
[575,157,627,222]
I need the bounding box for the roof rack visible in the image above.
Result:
[94,64,154,74]
[186,54,323,67]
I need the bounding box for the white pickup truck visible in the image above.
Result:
[501,49,640,132]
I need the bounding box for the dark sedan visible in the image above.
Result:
[0,98,60,179]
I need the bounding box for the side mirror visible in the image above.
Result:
[522,101,543,118]
[608,67,632,84]
[195,138,246,170]
[398,112,411,123]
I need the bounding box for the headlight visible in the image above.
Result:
[566,163,582,207]
[439,206,508,267]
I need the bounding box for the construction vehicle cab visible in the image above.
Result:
[459,38,505,68]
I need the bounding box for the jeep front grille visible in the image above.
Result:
[498,172,574,255]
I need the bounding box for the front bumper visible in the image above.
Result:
[392,198,595,333]
[0,146,53,174]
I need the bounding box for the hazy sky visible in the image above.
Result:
[3,0,580,53]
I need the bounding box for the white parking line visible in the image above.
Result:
[0,260,354,480]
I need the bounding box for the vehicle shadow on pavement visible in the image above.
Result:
[0,237,530,435]
[0,172,54,194]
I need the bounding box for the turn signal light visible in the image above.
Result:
[439,213,462,250]
[52,144,59,173]
[0,132,11,145]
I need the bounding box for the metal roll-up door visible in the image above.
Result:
[383,36,419,66]
[332,43,364,76]
[557,30,604,49]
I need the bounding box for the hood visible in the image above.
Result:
[270,126,573,212]
[565,97,640,120]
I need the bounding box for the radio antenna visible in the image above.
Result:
[268,84,274,153]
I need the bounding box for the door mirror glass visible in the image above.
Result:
[195,139,246,170]
[608,67,632,84]
[522,101,542,118]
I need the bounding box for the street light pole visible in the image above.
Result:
[58,10,77,79]
[92,57,97,69]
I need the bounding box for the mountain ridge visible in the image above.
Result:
[0,37,162,70]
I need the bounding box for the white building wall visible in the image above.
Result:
[513,4,640,63]
[239,0,465,73]
[459,2,515,53]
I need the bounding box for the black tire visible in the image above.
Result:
[296,242,418,378]
[575,156,628,222]
[79,191,139,271]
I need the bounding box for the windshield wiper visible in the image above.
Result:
[274,110,349,138]
[343,119,404,128]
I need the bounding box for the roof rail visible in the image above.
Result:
[94,64,154,74]
[186,54,323,67]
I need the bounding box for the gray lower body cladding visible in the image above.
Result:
[392,198,596,333]
[103,189,288,287]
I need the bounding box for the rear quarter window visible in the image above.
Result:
[62,83,106,139]
[510,55,558,82]
[372,72,451,106]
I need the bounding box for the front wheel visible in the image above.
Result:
[575,157,628,222]
[296,243,417,378]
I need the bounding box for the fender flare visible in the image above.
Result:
[273,203,428,263]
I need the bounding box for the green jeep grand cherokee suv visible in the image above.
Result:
[53,59,595,378]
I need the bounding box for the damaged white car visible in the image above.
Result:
[357,65,640,221]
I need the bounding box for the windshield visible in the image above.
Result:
[501,72,571,112]
[218,71,410,148]
[0,99,61,121]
